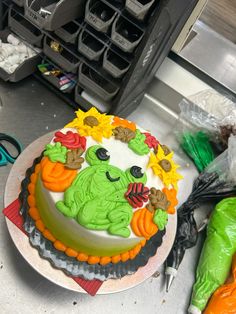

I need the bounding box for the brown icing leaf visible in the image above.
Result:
[65,148,84,170]
[83,116,99,127]
[113,126,135,143]
[147,187,170,211]
[158,159,172,172]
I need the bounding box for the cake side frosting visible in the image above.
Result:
[28,108,181,265]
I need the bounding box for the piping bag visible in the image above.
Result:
[188,198,236,314]
[165,136,236,292]
[204,253,236,314]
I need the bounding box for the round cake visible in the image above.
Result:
[23,107,182,274]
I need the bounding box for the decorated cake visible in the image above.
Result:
[22,107,182,277]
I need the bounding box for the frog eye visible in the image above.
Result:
[96,148,110,161]
[126,166,147,184]
[85,145,110,165]
[130,166,143,178]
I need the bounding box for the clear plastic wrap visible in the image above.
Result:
[188,89,236,149]
[176,99,217,172]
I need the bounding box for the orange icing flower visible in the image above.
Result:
[65,107,114,142]
[131,207,158,240]
[147,145,183,190]
[112,116,136,131]
[162,187,178,214]
[40,157,77,192]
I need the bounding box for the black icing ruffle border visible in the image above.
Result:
[19,155,166,281]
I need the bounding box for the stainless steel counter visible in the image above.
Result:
[0,60,210,314]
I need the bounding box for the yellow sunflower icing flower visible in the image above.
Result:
[65,107,114,142]
[148,145,183,190]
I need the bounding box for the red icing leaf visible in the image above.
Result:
[125,183,149,208]
[54,131,86,150]
[143,132,159,149]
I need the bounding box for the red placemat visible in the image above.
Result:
[3,199,103,296]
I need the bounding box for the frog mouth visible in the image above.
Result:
[106,171,120,182]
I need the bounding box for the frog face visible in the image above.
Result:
[84,145,147,195]
[56,145,149,238]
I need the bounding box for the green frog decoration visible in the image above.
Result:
[56,145,148,238]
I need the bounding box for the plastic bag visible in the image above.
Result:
[176,99,217,172]
[189,89,236,149]
[204,254,236,314]
[166,136,236,293]
[188,198,236,313]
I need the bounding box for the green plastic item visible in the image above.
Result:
[190,197,236,312]
[180,131,215,172]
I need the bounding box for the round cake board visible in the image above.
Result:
[4,132,177,294]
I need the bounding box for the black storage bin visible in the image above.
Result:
[78,29,105,61]
[0,29,41,82]
[54,21,81,45]
[85,0,117,33]
[8,8,43,48]
[3,0,199,116]
[43,36,80,73]
[111,16,144,53]
[12,0,25,7]
[24,0,86,31]
[78,63,119,101]
[125,0,155,20]
[103,48,130,78]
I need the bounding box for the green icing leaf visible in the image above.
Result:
[153,209,168,231]
[128,130,150,155]
[44,142,67,163]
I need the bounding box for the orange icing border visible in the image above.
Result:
[27,161,146,265]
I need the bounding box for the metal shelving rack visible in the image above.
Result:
[0,0,199,116]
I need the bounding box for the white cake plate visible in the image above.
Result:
[4,132,177,294]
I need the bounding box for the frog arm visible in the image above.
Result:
[107,204,133,238]
[56,186,83,218]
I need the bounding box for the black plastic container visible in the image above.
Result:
[111,15,144,53]
[3,0,199,116]
[78,63,119,101]
[24,0,86,31]
[78,29,105,61]
[125,0,155,20]
[85,0,117,33]
[43,36,80,73]
[54,21,81,45]
[103,48,130,78]
[8,8,43,47]
[0,29,41,82]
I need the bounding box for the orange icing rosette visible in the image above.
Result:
[40,157,77,192]
[131,207,158,240]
